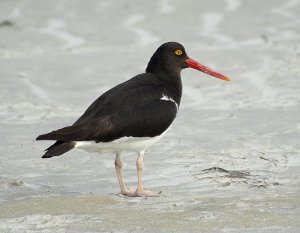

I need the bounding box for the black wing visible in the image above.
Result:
[36,99,177,142]
[73,73,165,125]
[37,72,178,142]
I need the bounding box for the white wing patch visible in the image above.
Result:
[160,94,178,110]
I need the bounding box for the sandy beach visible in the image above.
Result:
[0,0,300,232]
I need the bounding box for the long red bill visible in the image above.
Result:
[186,58,230,81]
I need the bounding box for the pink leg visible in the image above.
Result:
[133,151,159,197]
[114,153,135,196]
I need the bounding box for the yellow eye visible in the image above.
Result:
[174,49,183,56]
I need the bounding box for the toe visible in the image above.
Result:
[121,188,136,196]
[136,188,159,197]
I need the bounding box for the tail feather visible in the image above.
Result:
[36,124,90,141]
[41,141,75,159]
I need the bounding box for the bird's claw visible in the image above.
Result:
[121,188,159,197]
[120,188,136,196]
[133,188,159,197]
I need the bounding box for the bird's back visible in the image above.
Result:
[73,73,165,125]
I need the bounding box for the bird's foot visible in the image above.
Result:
[120,188,136,196]
[121,188,160,197]
[129,188,159,197]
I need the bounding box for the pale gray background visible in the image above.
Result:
[0,0,300,232]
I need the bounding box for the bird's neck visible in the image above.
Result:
[146,56,182,106]
[150,69,183,106]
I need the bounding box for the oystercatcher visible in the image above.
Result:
[36,42,230,197]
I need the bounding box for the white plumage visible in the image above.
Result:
[75,128,169,154]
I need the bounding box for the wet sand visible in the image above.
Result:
[1,0,300,232]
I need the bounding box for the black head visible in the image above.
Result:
[146,41,230,81]
[146,42,189,75]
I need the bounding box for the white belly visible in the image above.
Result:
[75,130,167,154]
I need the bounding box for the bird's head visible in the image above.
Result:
[146,41,230,81]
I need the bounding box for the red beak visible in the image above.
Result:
[186,58,230,81]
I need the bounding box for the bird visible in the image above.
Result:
[36,42,230,197]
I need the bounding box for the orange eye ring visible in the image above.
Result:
[175,49,183,56]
